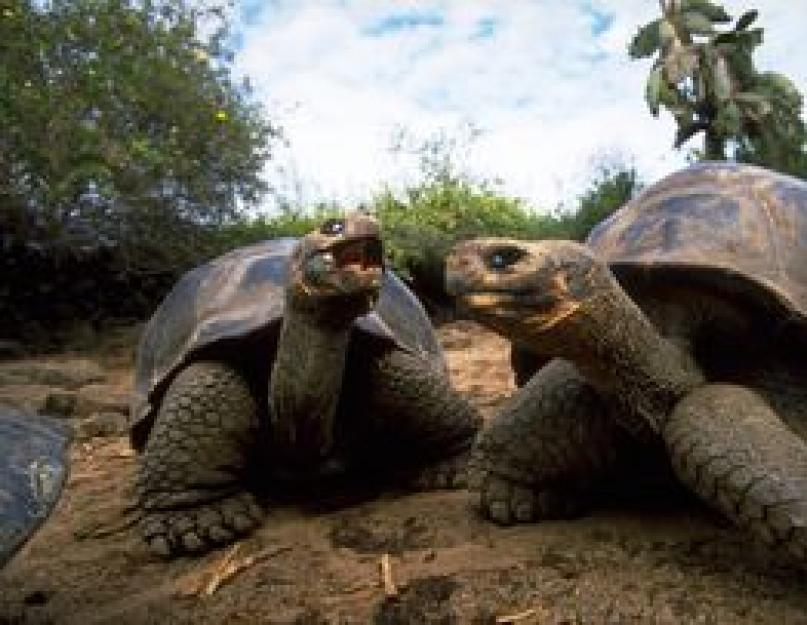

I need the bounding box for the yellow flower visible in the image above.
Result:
[215,110,228,122]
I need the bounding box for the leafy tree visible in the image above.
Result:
[629,0,805,168]
[0,0,276,271]
[733,73,807,178]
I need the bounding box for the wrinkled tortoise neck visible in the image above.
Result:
[268,299,353,466]
[530,264,705,431]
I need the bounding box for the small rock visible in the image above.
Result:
[74,411,129,440]
[43,391,77,417]
[75,384,130,418]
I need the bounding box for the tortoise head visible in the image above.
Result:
[445,238,614,353]
[269,212,384,467]
[288,212,384,323]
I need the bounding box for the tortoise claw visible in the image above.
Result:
[476,474,585,525]
[140,492,264,558]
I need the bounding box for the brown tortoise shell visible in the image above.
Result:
[587,162,807,333]
[129,237,444,451]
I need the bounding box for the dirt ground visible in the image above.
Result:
[1,320,806,625]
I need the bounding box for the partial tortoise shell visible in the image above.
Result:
[587,162,807,332]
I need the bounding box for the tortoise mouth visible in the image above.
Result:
[457,289,580,334]
[301,235,384,301]
[330,237,383,270]
[458,289,559,313]
[455,291,534,326]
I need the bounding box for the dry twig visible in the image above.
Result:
[203,543,242,595]
[380,553,397,597]
[176,544,292,597]
[495,607,539,623]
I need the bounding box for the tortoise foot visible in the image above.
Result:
[140,492,264,558]
[475,473,586,526]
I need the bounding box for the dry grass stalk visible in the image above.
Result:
[203,543,243,595]
[380,553,397,597]
[175,544,291,597]
[495,606,540,623]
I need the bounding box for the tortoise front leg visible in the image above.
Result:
[665,384,807,564]
[353,348,482,490]
[137,361,264,557]
[473,359,638,525]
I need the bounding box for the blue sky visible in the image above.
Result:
[232,1,807,212]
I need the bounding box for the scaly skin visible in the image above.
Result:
[137,351,481,557]
[350,347,482,489]
[472,359,631,524]
[268,306,352,468]
[137,361,264,557]
[446,238,807,566]
[666,384,807,562]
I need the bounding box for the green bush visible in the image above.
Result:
[212,205,341,251]
[210,164,639,309]
[370,165,640,305]
[547,165,641,241]
[372,177,548,300]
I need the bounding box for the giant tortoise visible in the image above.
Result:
[0,408,70,567]
[131,212,480,557]
[446,162,807,563]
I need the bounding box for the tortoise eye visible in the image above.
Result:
[487,247,524,270]
[321,219,345,236]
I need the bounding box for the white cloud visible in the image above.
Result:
[234,1,807,213]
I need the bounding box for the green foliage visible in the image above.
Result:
[628,19,661,58]
[646,66,664,115]
[213,205,341,250]
[0,0,276,272]
[680,0,732,23]
[630,1,806,168]
[680,10,716,35]
[371,178,545,298]
[734,73,807,179]
[374,161,640,293]
[735,9,758,31]
[551,166,641,242]
[216,161,640,306]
